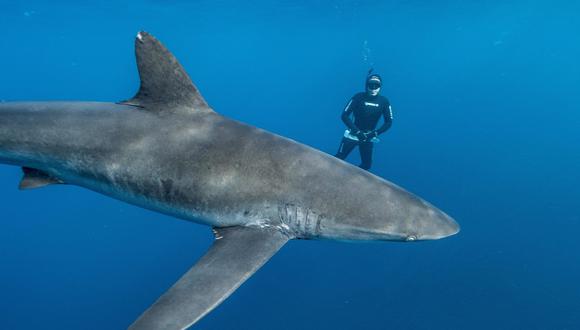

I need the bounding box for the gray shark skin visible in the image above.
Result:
[0,32,459,329]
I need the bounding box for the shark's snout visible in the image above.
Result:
[420,210,460,240]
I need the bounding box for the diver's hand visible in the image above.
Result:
[358,131,374,142]
[364,130,378,140]
[353,130,366,141]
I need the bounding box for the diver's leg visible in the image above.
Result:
[335,138,358,160]
[358,141,374,170]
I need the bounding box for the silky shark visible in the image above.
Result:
[0,32,459,329]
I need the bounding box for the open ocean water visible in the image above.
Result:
[0,1,579,329]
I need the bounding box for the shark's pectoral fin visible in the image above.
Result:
[128,226,290,330]
[19,167,64,190]
[120,31,213,115]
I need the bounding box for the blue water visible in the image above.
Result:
[1,1,579,329]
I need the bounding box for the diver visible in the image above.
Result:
[335,71,393,170]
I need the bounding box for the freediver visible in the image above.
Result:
[335,71,393,170]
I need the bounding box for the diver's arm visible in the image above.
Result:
[375,105,393,135]
[341,99,359,131]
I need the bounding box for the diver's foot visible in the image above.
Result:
[358,164,371,171]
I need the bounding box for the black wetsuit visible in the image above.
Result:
[335,92,392,170]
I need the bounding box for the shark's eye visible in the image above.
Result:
[406,235,417,242]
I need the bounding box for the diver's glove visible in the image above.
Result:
[358,130,376,142]
[353,129,366,141]
[365,130,378,140]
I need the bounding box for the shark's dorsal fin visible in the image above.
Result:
[121,31,212,114]
[19,167,63,190]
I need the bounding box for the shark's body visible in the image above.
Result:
[0,32,459,329]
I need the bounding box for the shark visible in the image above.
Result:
[0,32,459,329]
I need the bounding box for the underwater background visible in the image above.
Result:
[0,1,579,329]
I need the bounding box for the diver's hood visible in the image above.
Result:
[366,74,382,89]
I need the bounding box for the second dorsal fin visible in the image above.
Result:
[122,31,212,114]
